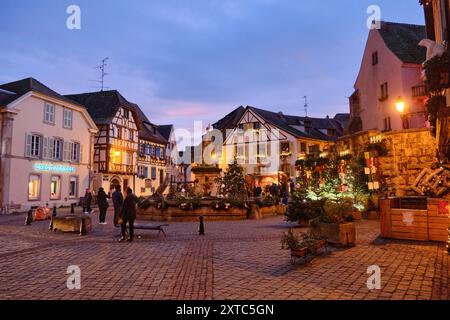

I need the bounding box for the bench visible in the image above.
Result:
[134,223,169,237]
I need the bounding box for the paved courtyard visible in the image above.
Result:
[0,211,448,300]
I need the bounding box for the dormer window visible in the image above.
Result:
[304,120,312,134]
[327,129,336,137]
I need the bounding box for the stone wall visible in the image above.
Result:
[337,128,437,197]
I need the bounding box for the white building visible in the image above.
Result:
[0,78,98,214]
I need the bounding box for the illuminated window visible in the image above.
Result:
[28,175,41,201]
[50,176,61,200]
[69,176,78,198]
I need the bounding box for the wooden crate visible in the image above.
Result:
[380,198,450,242]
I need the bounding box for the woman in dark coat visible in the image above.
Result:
[120,188,137,242]
[83,189,93,213]
[97,187,109,224]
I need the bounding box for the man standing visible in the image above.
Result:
[112,185,123,228]
[97,187,109,224]
[120,188,137,242]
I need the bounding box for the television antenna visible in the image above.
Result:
[90,57,109,91]
[303,96,308,117]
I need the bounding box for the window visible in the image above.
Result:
[281,142,290,154]
[327,129,336,137]
[254,122,261,130]
[155,147,161,158]
[151,167,157,180]
[63,108,73,129]
[48,138,63,160]
[159,169,164,184]
[300,143,307,154]
[372,51,378,66]
[125,152,131,165]
[50,176,61,200]
[123,109,130,119]
[26,134,42,158]
[146,144,153,156]
[64,142,80,162]
[380,82,389,101]
[139,143,145,155]
[71,143,80,162]
[383,117,392,131]
[309,144,320,154]
[69,176,78,198]
[28,175,41,201]
[44,103,55,124]
[138,166,149,179]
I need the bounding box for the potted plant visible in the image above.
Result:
[310,199,356,246]
[285,190,325,226]
[281,230,327,259]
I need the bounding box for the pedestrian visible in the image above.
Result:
[97,187,109,224]
[112,185,124,228]
[120,188,137,242]
[83,189,93,213]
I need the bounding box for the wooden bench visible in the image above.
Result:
[134,223,169,237]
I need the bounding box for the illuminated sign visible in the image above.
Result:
[34,163,76,173]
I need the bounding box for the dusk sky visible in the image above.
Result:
[1,0,425,132]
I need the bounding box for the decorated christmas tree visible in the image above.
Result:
[220,158,247,197]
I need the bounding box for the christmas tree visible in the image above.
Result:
[221,158,247,197]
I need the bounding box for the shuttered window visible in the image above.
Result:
[44,103,55,124]
[25,133,42,158]
[63,108,73,129]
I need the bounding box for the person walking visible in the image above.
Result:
[120,188,137,242]
[112,185,124,228]
[83,189,93,214]
[97,187,109,224]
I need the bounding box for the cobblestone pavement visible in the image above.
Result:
[0,211,448,300]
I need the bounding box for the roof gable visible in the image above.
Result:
[0,77,82,107]
[377,21,426,64]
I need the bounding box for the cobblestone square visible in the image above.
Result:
[0,212,448,300]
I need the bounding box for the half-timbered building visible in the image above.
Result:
[205,106,349,189]
[66,90,139,194]
[133,106,169,196]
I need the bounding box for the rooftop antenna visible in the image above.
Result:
[91,57,109,91]
[303,96,308,117]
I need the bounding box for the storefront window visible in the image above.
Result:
[69,176,78,198]
[28,175,41,200]
[50,176,61,200]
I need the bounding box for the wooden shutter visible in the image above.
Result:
[25,133,32,157]
[43,137,49,159]
[79,144,84,163]
[63,142,71,161]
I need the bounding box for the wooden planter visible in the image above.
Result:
[380,198,450,242]
[310,223,356,246]
[290,240,328,263]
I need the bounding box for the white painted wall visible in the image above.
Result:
[1,94,96,213]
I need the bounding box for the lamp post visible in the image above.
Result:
[395,96,409,130]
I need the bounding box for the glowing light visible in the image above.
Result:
[34,163,76,173]
[395,96,406,114]
[115,151,121,157]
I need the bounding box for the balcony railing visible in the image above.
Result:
[412,85,428,98]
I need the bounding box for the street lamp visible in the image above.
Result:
[395,96,406,114]
[395,96,409,130]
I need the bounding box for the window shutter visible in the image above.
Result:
[63,142,70,161]
[25,133,32,157]
[79,144,84,163]
[43,137,49,159]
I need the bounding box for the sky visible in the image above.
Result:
[0,0,425,134]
